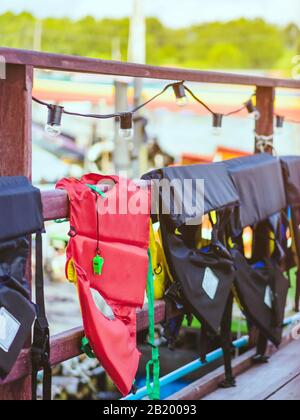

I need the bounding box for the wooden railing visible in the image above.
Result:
[0,47,299,400]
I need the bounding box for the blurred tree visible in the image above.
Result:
[0,12,297,70]
[205,43,246,69]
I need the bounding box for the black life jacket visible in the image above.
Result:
[0,177,47,395]
[224,154,289,347]
[280,156,300,311]
[231,249,288,346]
[143,163,240,336]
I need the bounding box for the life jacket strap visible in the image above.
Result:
[81,336,96,359]
[32,233,52,401]
[146,251,161,401]
[86,183,106,198]
[295,270,300,313]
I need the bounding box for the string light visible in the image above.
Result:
[212,113,223,136]
[275,115,285,129]
[244,98,261,121]
[119,113,134,140]
[172,82,188,107]
[33,82,176,138]
[275,115,285,135]
[182,84,257,133]
[273,113,300,135]
[45,104,64,137]
[33,82,299,139]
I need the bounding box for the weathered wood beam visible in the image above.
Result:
[0,64,33,177]
[0,48,300,89]
[166,331,293,400]
[0,301,170,386]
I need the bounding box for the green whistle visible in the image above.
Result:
[93,254,104,275]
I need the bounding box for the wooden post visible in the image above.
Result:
[255,86,275,154]
[0,64,33,177]
[0,64,33,400]
[252,86,276,352]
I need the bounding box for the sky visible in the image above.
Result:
[0,0,299,27]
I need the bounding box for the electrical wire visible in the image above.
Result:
[33,81,299,131]
[33,82,177,121]
[274,113,300,126]
[182,84,215,114]
[183,84,255,118]
[286,118,300,124]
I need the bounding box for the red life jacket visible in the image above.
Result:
[56,174,150,396]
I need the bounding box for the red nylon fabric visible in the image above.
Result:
[56,174,150,396]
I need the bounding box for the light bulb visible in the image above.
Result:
[173,83,188,107]
[45,123,62,137]
[253,110,261,121]
[176,96,189,107]
[276,126,284,137]
[212,127,222,137]
[119,128,134,140]
[119,113,134,140]
[46,105,64,137]
[245,99,260,121]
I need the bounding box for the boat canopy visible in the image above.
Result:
[224,154,286,228]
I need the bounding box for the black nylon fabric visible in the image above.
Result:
[221,155,290,349]
[0,176,44,241]
[143,163,239,228]
[280,156,300,310]
[280,156,300,207]
[143,164,239,336]
[160,221,235,334]
[0,176,45,380]
[224,154,286,229]
[0,237,30,293]
[231,249,289,346]
[0,277,36,378]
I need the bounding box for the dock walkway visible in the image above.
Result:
[203,339,300,401]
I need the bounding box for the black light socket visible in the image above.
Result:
[276,115,285,128]
[120,113,133,130]
[47,105,64,126]
[213,113,223,128]
[245,99,256,114]
[172,82,186,100]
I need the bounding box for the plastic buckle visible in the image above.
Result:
[68,226,77,238]
[146,341,158,349]
[32,328,50,367]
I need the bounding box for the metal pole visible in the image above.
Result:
[33,20,43,52]
[128,0,147,178]
[113,81,131,176]
[111,37,121,62]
